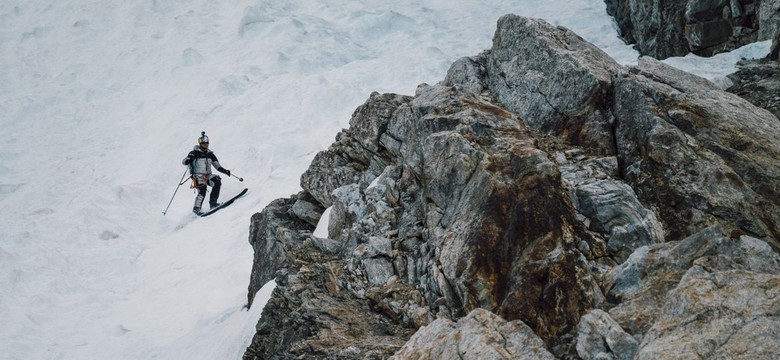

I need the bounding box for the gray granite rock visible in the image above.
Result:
[605,0,765,58]
[392,309,555,360]
[636,266,780,359]
[615,57,780,245]
[604,226,780,341]
[484,15,621,155]
[577,309,638,360]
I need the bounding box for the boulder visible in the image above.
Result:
[685,19,734,50]
[290,191,326,226]
[392,309,555,360]
[482,15,622,155]
[604,226,780,340]
[636,267,780,359]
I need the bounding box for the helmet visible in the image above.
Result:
[198,131,209,149]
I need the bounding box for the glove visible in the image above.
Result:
[224,169,231,177]
[218,167,230,176]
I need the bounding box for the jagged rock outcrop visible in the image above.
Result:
[727,58,780,118]
[605,0,776,59]
[614,57,780,245]
[760,0,780,43]
[243,14,780,360]
[448,15,780,246]
[246,193,315,307]
[245,81,599,358]
[478,15,622,156]
[243,241,414,359]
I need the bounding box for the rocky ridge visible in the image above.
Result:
[242,14,780,360]
[605,0,780,59]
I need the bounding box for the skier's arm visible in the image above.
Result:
[182,152,195,165]
[216,163,231,176]
[211,154,231,176]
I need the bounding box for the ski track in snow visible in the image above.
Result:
[0,0,768,359]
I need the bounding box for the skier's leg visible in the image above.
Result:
[208,175,222,208]
[193,183,207,213]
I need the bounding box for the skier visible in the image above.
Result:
[182,132,232,214]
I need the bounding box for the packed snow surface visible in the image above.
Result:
[0,0,768,359]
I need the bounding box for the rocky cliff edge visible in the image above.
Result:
[242,15,780,360]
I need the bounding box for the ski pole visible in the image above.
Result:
[163,168,190,215]
[231,173,244,182]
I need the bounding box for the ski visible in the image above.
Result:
[198,188,248,217]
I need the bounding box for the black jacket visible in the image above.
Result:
[182,146,228,176]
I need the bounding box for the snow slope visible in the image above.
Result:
[0,1,768,359]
